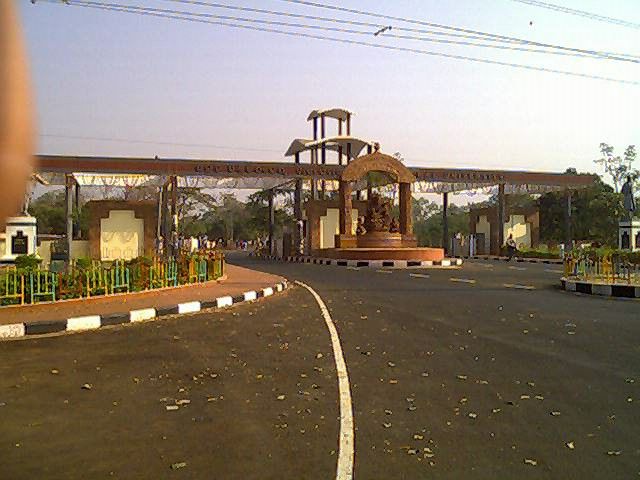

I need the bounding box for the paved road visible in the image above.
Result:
[1,255,638,479]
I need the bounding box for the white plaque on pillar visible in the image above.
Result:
[1,216,37,263]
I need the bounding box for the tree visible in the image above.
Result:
[28,190,90,237]
[411,197,469,247]
[539,176,621,246]
[594,143,636,193]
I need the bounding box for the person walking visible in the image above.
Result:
[505,234,517,261]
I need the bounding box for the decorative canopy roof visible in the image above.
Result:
[284,136,372,159]
[342,151,416,184]
[306,108,353,122]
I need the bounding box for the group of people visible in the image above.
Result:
[154,234,259,257]
[155,234,223,257]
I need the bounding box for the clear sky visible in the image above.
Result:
[19,0,640,178]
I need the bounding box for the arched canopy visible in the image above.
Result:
[307,108,352,122]
[341,151,415,184]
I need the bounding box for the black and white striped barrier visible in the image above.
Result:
[561,278,640,299]
[462,255,563,265]
[0,281,288,340]
[260,255,462,268]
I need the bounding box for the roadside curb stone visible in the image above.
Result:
[0,280,289,340]
[560,277,640,299]
[255,255,463,269]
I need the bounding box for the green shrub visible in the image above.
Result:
[14,254,42,272]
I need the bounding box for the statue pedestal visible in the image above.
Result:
[619,219,640,252]
[357,231,403,248]
[1,216,38,264]
[334,234,357,248]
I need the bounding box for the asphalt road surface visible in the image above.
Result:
[1,255,638,479]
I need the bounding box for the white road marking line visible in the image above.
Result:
[346,266,360,271]
[508,266,527,271]
[376,269,393,274]
[409,273,430,279]
[545,269,563,274]
[450,277,476,284]
[295,281,354,480]
[503,283,536,290]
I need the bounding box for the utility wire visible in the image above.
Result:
[60,0,639,62]
[41,0,639,85]
[39,133,284,153]
[274,0,640,60]
[509,0,640,30]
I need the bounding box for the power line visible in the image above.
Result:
[40,0,639,85]
[39,133,284,153]
[509,0,640,30]
[275,0,640,60]
[60,1,639,62]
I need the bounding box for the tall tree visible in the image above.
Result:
[594,143,636,193]
[539,176,621,246]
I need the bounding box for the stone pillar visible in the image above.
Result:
[497,183,506,254]
[339,181,352,235]
[346,113,351,135]
[335,181,356,248]
[442,191,449,253]
[268,189,275,256]
[65,174,73,261]
[399,182,413,235]
[565,189,572,250]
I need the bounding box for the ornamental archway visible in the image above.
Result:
[336,149,417,249]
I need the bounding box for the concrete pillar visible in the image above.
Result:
[294,152,303,253]
[320,114,326,197]
[268,189,275,256]
[338,120,343,165]
[310,150,318,200]
[156,186,163,240]
[497,183,506,254]
[442,191,449,253]
[565,189,573,250]
[170,176,178,256]
[65,174,73,261]
[346,113,351,135]
[399,182,413,235]
[73,183,80,239]
[320,114,326,163]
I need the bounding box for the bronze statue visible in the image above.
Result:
[356,216,367,235]
[622,176,636,219]
[389,217,400,233]
[363,193,392,232]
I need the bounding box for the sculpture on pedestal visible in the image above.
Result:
[619,176,640,251]
[363,193,392,232]
[622,176,636,220]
